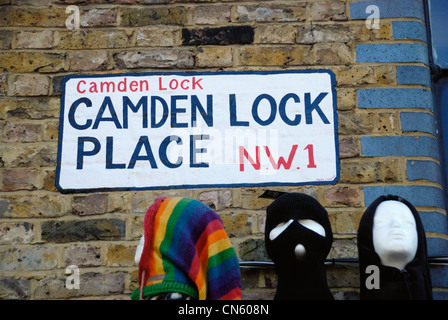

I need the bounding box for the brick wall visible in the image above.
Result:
[0,0,447,300]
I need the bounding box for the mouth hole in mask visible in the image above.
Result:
[269,219,326,241]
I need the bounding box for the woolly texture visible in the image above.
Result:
[131,197,242,300]
[265,193,334,300]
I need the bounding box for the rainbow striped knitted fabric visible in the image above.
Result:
[131,197,242,300]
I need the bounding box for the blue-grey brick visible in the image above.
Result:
[393,21,427,42]
[361,136,440,159]
[41,219,126,243]
[0,199,12,217]
[401,112,437,135]
[356,43,429,64]
[407,160,443,185]
[396,65,431,87]
[419,211,448,234]
[0,277,30,299]
[363,185,446,209]
[426,233,448,260]
[0,245,58,271]
[434,290,448,300]
[358,88,433,110]
[350,0,424,20]
[428,237,448,258]
[431,264,448,288]
[33,272,125,299]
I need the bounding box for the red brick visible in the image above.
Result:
[2,169,42,191]
[324,186,362,207]
[2,122,41,143]
[72,194,108,216]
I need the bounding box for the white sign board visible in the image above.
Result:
[56,70,339,192]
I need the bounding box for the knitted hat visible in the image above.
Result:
[131,197,242,300]
[265,193,333,300]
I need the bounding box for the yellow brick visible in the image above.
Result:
[106,244,135,267]
[57,30,130,50]
[0,52,66,73]
[238,46,311,66]
[195,47,233,68]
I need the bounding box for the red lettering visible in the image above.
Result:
[100,81,115,93]
[77,78,150,94]
[181,79,189,90]
[89,82,98,93]
[159,77,202,91]
[264,145,298,170]
[304,144,317,168]
[239,146,260,171]
[169,79,178,90]
[77,80,86,93]
[130,81,138,92]
[159,77,167,90]
[192,77,203,90]
[140,80,149,92]
[117,78,127,92]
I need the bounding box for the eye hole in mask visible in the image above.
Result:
[269,219,326,241]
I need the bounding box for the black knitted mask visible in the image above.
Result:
[264,193,334,300]
[265,193,332,266]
